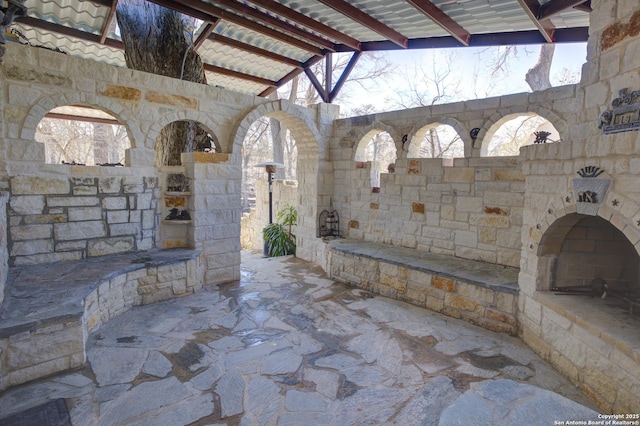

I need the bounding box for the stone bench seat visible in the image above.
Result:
[327,239,519,334]
[0,249,202,391]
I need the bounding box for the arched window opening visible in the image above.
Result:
[485,114,560,157]
[355,131,396,189]
[36,106,131,166]
[410,124,464,159]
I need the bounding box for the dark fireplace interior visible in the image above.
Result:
[538,214,640,316]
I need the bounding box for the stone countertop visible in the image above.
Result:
[328,239,519,293]
[0,249,201,338]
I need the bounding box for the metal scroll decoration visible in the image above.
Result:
[573,166,609,216]
[599,88,640,134]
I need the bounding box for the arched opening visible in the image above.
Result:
[240,116,298,251]
[538,213,640,316]
[355,131,396,190]
[36,105,131,166]
[408,124,464,159]
[484,113,560,157]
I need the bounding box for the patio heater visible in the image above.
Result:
[255,161,285,224]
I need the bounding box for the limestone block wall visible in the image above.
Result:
[336,156,524,268]
[7,172,158,266]
[516,0,640,413]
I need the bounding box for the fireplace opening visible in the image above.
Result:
[538,214,640,316]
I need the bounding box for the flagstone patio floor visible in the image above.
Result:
[0,250,601,425]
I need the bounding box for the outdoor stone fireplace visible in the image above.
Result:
[537,213,640,314]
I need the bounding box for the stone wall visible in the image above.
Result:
[0,42,334,280]
[516,0,640,413]
[7,173,157,266]
[336,156,524,268]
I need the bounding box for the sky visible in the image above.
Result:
[335,42,588,115]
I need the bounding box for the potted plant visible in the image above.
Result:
[263,204,297,257]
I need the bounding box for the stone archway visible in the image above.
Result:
[231,100,326,261]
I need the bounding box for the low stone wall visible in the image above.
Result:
[7,173,158,266]
[0,249,201,391]
[327,240,519,335]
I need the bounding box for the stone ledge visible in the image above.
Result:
[328,239,519,294]
[0,248,201,390]
[327,239,519,334]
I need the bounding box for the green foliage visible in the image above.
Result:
[263,204,297,257]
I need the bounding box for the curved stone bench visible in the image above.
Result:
[0,248,202,391]
[327,239,519,335]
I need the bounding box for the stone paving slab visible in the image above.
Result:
[0,251,600,425]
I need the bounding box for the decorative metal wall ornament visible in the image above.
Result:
[470,128,480,141]
[577,166,604,178]
[572,166,610,216]
[599,88,640,134]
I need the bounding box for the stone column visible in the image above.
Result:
[182,152,240,285]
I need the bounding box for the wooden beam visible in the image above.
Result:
[247,0,361,50]
[405,0,470,46]
[516,0,555,42]
[150,0,326,56]
[211,0,335,51]
[539,0,591,20]
[99,0,118,44]
[203,63,277,87]
[316,0,408,48]
[208,34,303,69]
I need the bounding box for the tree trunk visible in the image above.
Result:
[525,44,555,91]
[116,0,207,166]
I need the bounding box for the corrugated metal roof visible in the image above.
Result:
[10,0,591,99]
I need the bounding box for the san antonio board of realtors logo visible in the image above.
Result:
[598,88,640,134]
